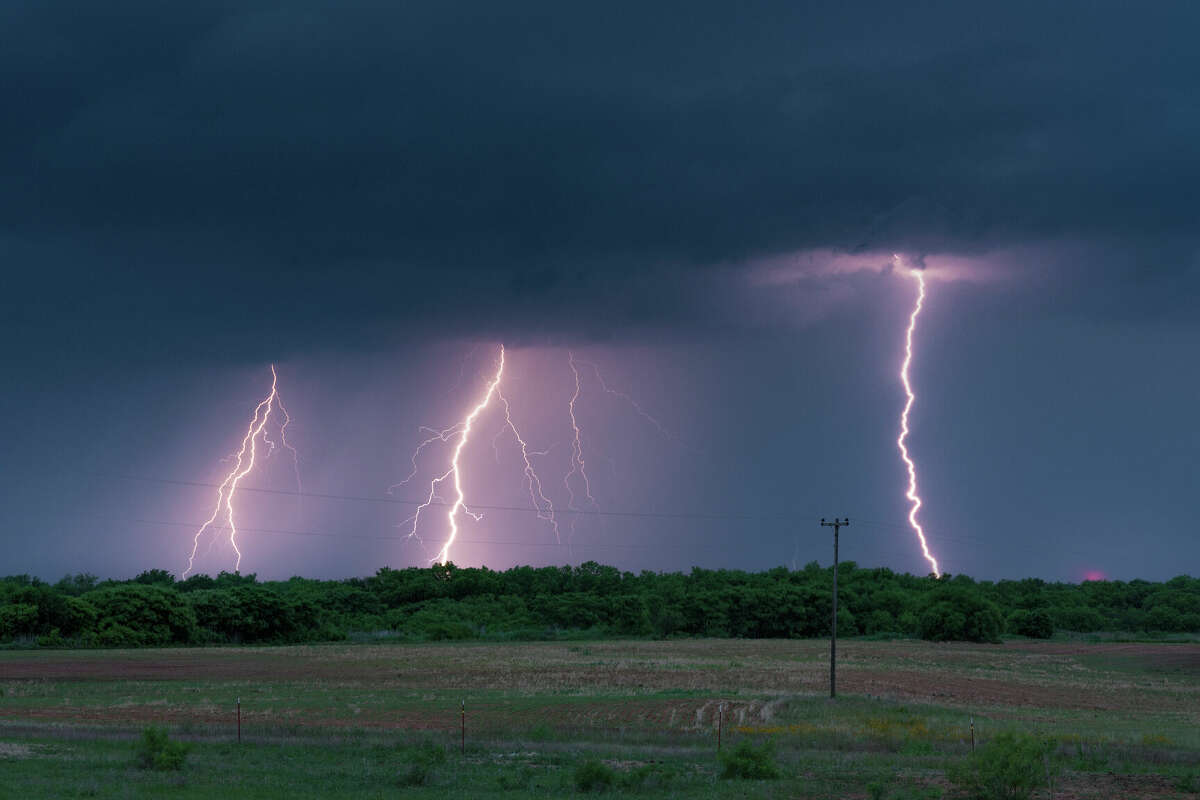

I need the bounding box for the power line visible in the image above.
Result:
[88,471,794,523]
[72,473,1136,563]
[106,515,667,551]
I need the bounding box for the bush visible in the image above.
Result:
[865,609,897,635]
[718,738,781,780]
[1006,609,1053,639]
[948,731,1057,800]
[0,603,38,640]
[35,627,67,647]
[89,586,197,645]
[1048,605,1106,632]
[397,739,446,787]
[918,587,1003,643]
[575,759,616,792]
[619,763,670,790]
[496,765,538,791]
[134,726,189,771]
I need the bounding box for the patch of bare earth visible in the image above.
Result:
[1,640,1196,727]
[1056,772,1184,799]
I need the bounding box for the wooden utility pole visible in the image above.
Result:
[820,518,849,699]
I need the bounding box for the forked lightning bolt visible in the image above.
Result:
[564,352,597,541]
[897,268,942,577]
[182,365,300,578]
[398,345,679,565]
[572,357,674,441]
[496,389,561,543]
[403,345,506,565]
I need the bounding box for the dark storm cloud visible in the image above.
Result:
[3,0,1199,360]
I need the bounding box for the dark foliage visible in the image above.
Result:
[134,726,189,771]
[718,739,781,780]
[397,740,446,787]
[574,759,616,792]
[1,563,1197,647]
[948,731,1057,800]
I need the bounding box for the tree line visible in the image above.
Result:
[1,562,1197,647]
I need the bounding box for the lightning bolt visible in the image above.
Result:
[402,345,506,565]
[264,391,302,495]
[397,345,680,565]
[391,424,465,491]
[496,388,561,543]
[182,364,299,578]
[897,267,942,577]
[564,352,597,541]
[572,357,676,442]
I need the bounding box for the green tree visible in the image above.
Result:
[0,603,38,640]
[918,585,1003,643]
[88,585,196,645]
[1007,609,1053,638]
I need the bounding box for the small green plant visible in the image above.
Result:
[947,731,1057,800]
[900,739,935,756]
[134,726,189,771]
[574,759,615,792]
[1070,739,1109,772]
[868,780,889,800]
[528,722,553,741]
[398,739,447,787]
[718,738,781,780]
[619,763,673,790]
[398,762,432,787]
[1175,772,1199,794]
[496,765,537,790]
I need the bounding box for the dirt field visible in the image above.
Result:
[1,639,1198,798]
[1,639,1197,734]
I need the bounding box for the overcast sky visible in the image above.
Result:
[2,1,1198,582]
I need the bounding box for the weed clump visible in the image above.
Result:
[948,731,1057,800]
[619,763,673,790]
[574,759,615,792]
[496,764,538,790]
[718,738,781,780]
[397,739,447,787]
[134,726,189,771]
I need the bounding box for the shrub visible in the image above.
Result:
[1006,609,1053,639]
[865,609,897,635]
[948,731,1057,800]
[718,738,781,780]
[134,726,189,771]
[0,603,38,640]
[1048,605,1105,632]
[89,586,197,645]
[898,611,920,635]
[35,627,67,647]
[398,739,446,787]
[918,587,1003,643]
[619,763,673,791]
[496,765,538,790]
[574,759,615,792]
[95,622,142,648]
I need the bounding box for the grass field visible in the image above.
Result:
[1,639,1198,798]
